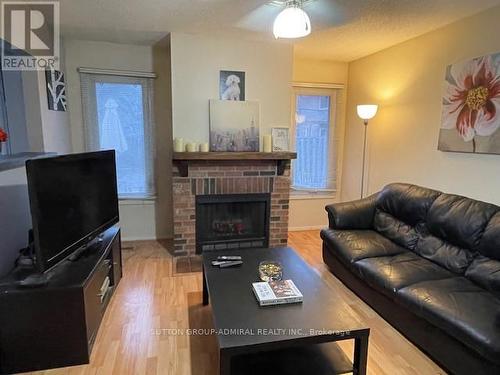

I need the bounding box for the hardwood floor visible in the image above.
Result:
[23,231,444,375]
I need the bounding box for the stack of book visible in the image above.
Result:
[252,279,303,306]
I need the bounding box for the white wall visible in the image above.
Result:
[170,33,293,144]
[64,39,165,241]
[342,5,500,205]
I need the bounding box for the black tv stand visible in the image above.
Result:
[18,272,50,288]
[0,226,122,374]
[68,234,104,262]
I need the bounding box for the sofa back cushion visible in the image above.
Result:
[423,193,500,277]
[465,256,500,297]
[471,212,500,295]
[373,184,500,289]
[426,194,499,250]
[477,212,500,261]
[374,183,440,249]
[415,233,475,274]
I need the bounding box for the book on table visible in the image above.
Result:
[252,279,303,306]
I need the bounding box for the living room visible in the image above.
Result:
[0,0,499,374]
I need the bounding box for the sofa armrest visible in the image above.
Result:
[325,194,377,230]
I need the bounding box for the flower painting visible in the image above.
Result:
[439,53,500,154]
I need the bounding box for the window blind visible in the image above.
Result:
[80,72,155,199]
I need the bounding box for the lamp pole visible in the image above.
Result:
[356,104,378,199]
[361,120,368,198]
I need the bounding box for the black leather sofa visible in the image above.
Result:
[321,183,500,374]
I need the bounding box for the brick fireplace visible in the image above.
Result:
[172,153,295,256]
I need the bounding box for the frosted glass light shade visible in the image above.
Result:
[357,104,378,120]
[273,6,311,39]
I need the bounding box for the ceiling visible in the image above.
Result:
[59,0,500,62]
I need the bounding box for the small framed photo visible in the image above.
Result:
[219,70,245,101]
[271,127,290,152]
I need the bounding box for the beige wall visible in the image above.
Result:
[289,55,348,230]
[64,39,169,241]
[293,56,349,84]
[170,33,293,144]
[342,5,500,205]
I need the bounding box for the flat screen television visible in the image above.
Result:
[26,151,119,272]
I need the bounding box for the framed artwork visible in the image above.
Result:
[438,52,500,154]
[219,70,245,101]
[45,68,67,111]
[271,127,290,151]
[209,99,259,152]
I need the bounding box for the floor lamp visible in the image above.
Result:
[356,104,378,198]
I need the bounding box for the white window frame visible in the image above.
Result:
[80,70,156,200]
[290,83,344,199]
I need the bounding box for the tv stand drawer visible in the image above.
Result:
[84,259,112,348]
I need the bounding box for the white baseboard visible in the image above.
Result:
[122,235,157,242]
[288,225,325,231]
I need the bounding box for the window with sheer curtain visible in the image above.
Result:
[292,87,338,194]
[80,73,155,199]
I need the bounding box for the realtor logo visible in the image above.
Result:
[1,1,60,70]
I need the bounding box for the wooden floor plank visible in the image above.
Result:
[21,232,444,375]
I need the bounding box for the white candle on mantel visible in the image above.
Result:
[199,143,209,152]
[263,135,272,153]
[186,142,198,152]
[174,138,184,152]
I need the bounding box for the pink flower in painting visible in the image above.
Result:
[441,56,500,146]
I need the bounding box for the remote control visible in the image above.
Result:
[219,260,243,268]
[211,261,227,266]
[217,255,242,261]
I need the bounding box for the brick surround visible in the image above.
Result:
[172,160,291,256]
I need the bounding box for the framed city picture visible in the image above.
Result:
[209,99,259,151]
[219,70,245,101]
[271,127,290,152]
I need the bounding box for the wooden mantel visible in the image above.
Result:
[172,152,297,177]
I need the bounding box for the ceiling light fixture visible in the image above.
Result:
[273,0,311,39]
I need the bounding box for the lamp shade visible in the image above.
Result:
[273,6,311,39]
[357,104,378,120]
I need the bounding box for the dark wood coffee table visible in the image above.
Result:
[202,247,370,375]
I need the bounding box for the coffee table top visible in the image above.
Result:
[202,247,369,350]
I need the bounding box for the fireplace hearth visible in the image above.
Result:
[196,194,270,253]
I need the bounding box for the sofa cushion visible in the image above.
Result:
[477,211,500,260]
[375,183,441,226]
[353,252,454,296]
[320,229,406,265]
[374,183,440,250]
[465,256,500,297]
[415,233,475,274]
[427,194,499,250]
[373,210,420,250]
[398,277,500,364]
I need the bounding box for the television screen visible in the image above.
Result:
[26,151,119,272]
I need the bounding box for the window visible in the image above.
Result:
[292,87,338,193]
[80,73,155,199]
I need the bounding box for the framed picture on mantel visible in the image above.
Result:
[271,127,290,152]
[209,99,260,152]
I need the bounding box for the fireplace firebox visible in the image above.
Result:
[195,193,270,253]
